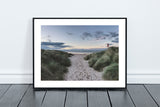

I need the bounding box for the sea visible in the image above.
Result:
[62,48,107,54]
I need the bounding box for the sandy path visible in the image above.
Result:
[65,54,103,80]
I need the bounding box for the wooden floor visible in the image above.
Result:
[0,85,159,107]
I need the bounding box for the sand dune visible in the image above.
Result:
[65,54,103,80]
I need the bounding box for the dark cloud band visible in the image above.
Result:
[41,42,64,46]
[41,42,71,50]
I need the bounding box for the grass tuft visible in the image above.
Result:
[41,49,72,80]
[102,63,118,80]
[84,47,119,80]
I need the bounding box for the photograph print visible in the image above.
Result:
[33,18,126,88]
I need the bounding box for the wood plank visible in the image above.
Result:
[127,85,158,107]
[0,85,10,99]
[88,90,111,107]
[42,90,66,107]
[108,89,135,107]
[65,90,87,107]
[145,84,160,106]
[18,85,46,107]
[0,85,29,107]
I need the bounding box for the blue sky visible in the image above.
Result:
[41,25,119,50]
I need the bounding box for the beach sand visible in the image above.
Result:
[64,54,103,80]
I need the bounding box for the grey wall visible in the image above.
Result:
[0,0,160,83]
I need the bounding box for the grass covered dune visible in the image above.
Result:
[41,49,72,80]
[84,47,119,80]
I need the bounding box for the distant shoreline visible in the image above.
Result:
[67,52,91,55]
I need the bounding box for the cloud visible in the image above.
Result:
[66,32,73,35]
[112,38,119,43]
[95,31,109,40]
[83,32,92,37]
[109,32,118,37]
[103,34,110,37]
[81,32,93,40]
[95,31,103,38]
[41,42,64,46]
[80,31,119,41]
[41,42,71,50]
[95,36,106,40]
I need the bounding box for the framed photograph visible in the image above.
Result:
[33,18,127,89]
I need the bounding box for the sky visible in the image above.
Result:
[41,25,119,50]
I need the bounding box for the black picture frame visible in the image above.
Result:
[33,17,127,89]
